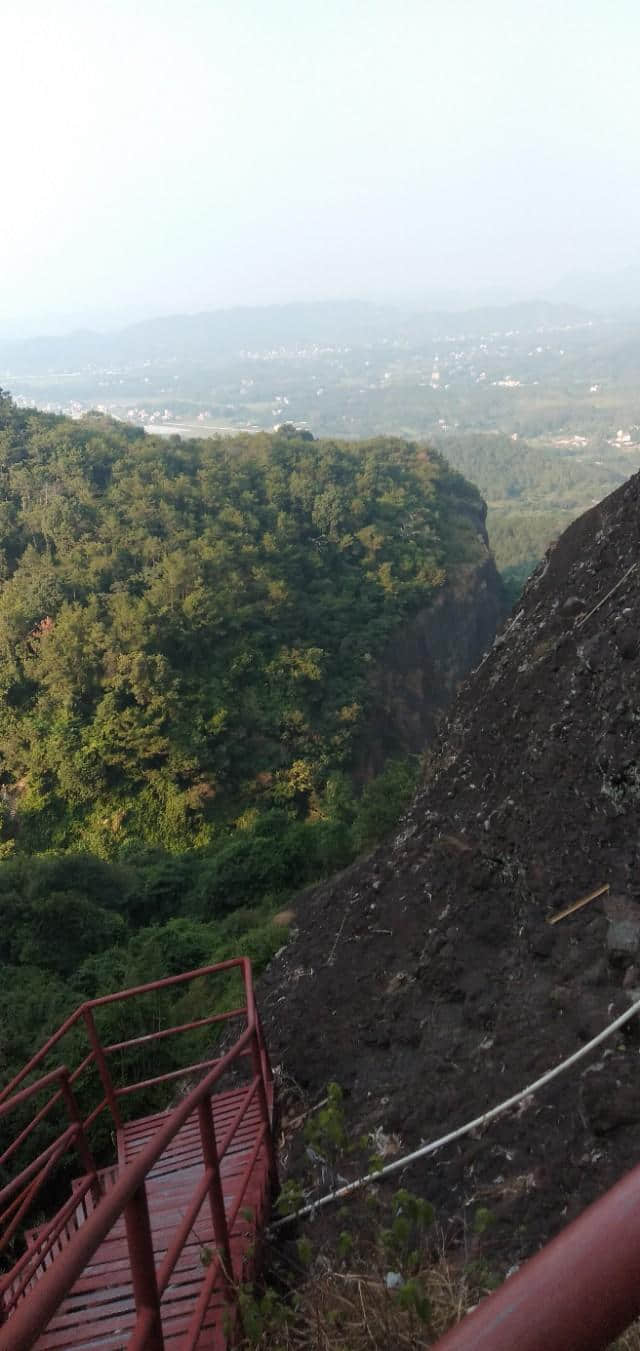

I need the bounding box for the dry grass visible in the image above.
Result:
[236,1248,640,1350]
[237,1247,487,1349]
[611,1327,640,1351]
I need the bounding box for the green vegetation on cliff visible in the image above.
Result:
[0,391,484,855]
[0,391,493,1096]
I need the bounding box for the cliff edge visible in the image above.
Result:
[261,468,640,1264]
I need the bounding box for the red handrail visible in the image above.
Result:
[0,957,275,1349]
[0,1026,259,1348]
[0,1126,78,1257]
[0,1010,84,1106]
[434,1158,640,1350]
[103,1004,244,1055]
[2,1175,94,1308]
[0,1064,100,1245]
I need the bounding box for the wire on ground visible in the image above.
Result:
[270,992,640,1231]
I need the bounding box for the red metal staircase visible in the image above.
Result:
[0,959,277,1349]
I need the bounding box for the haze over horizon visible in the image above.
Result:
[3,0,640,337]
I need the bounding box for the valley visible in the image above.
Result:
[4,299,640,595]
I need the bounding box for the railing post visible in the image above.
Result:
[250,1033,278,1192]
[58,1073,102,1209]
[82,1007,123,1132]
[196,1098,234,1293]
[124,1183,164,1351]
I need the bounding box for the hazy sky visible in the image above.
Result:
[2,0,640,331]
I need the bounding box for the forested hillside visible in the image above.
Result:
[0,391,498,1098]
[0,390,487,853]
[10,300,640,603]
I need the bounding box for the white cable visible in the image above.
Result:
[270,991,640,1230]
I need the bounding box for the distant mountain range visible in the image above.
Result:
[548,264,640,314]
[0,298,596,376]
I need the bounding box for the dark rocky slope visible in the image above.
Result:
[261,468,640,1263]
[357,552,502,779]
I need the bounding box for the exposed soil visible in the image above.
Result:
[259,469,640,1267]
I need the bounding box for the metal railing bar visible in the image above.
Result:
[1,1177,93,1310]
[67,1050,95,1086]
[0,1011,83,1107]
[250,1034,277,1186]
[0,1088,64,1171]
[0,1126,79,1257]
[156,1166,214,1297]
[0,960,252,1109]
[0,1055,96,1175]
[0,1024,255,1351]
[82,1096,108,1131]
[433,1160,640,1350]
[0,1065,70,1119]
[82,1007,122,1131]
[216,1077,260,1163]
[0,1185,29,1236]
[102,1006,245,1056]
[180,1246,224,1351]
[225,1122,268,1233]
[123,1183,164,1351]
[127,1302,163,1351]
[0,1124,79,1214]
[0,958,272,1349]
[87,957,249,1008]
[197,1097,233,1300]
[115,1055,224,1098]
[57,1073,101,1208]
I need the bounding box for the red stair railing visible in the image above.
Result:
[0,957,276,1349]
[433,1158,640,1350]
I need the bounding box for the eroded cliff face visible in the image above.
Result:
[260,468,640,1267]
[356,509,504,778]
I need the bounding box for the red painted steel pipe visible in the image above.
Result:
[0,956,267,1347]
[115,1052,224,1097]
[197,1098,234,1294]
[3,1176,93,1311]
[434,1161,640,1351]
[0,1065,69,1118]
[157,1167,214,1297]
[0,1025,255,1350]
[58,1071,102,1207]
[216,1077,260,1163]
[251,1032,277,1187]
[86,955,250,1007]
[0,1011,82,1106]
[124,1183,164,1351]
[82,1006,123,1130]
[103,1005,245,1055]
[0,1124,78,1217]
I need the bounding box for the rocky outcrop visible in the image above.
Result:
[357,553,504,777]
[260,467,640,1266]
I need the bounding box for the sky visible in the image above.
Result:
[2,0,640,333]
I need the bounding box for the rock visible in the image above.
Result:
[549,985,571,1010]
[562,596,585,617]
[584,1082,640,1134]
[583,957,608,986]
[259,469,640,1270]
[623,964,639,990]
[616,628,638,660]
[530,928,555,958]
[607,918,640,963]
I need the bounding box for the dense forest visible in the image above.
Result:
[0,392,487,1100]
[433,430,640,600]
